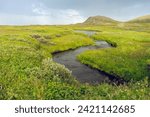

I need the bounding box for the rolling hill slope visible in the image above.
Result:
[82,16,119,25]
[127,15,150,23]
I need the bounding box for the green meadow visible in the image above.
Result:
[78,27,150,81]
[0,24,150,100]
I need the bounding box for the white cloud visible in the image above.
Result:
[58,9,86,23]
[32,8,49,15]
[0,2,85,25]
[0,9,85,25]
[32,3,50,15]
[32,3,85,24]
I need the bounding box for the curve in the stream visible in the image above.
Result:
[53,30,124,85]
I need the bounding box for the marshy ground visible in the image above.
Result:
[0,24,150,100]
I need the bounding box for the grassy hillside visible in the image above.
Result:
[127,15,150,23]
[0,25,150,100]
[83,16,119,25]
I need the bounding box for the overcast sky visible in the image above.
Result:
[0,0,149,25]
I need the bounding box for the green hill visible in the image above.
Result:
[127,15,150,23]
[83,16,119,25]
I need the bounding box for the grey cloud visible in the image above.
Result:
[42,0,150,20]
[0,0,149,24]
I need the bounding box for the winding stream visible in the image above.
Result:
[53,30,119,84]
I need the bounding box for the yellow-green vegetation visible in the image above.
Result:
[0,26,93,99]
[78,28,150,81]
[50,34,93,53]
[0,25,150,100]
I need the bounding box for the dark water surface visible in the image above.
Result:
[53,30,117,84]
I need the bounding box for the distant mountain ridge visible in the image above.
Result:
[81,15,150,25]
[127,15,150,23]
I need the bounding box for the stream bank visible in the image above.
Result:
[53,30,125,84]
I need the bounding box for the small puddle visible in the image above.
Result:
[75,30,97,36]
[53,30,123,84]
